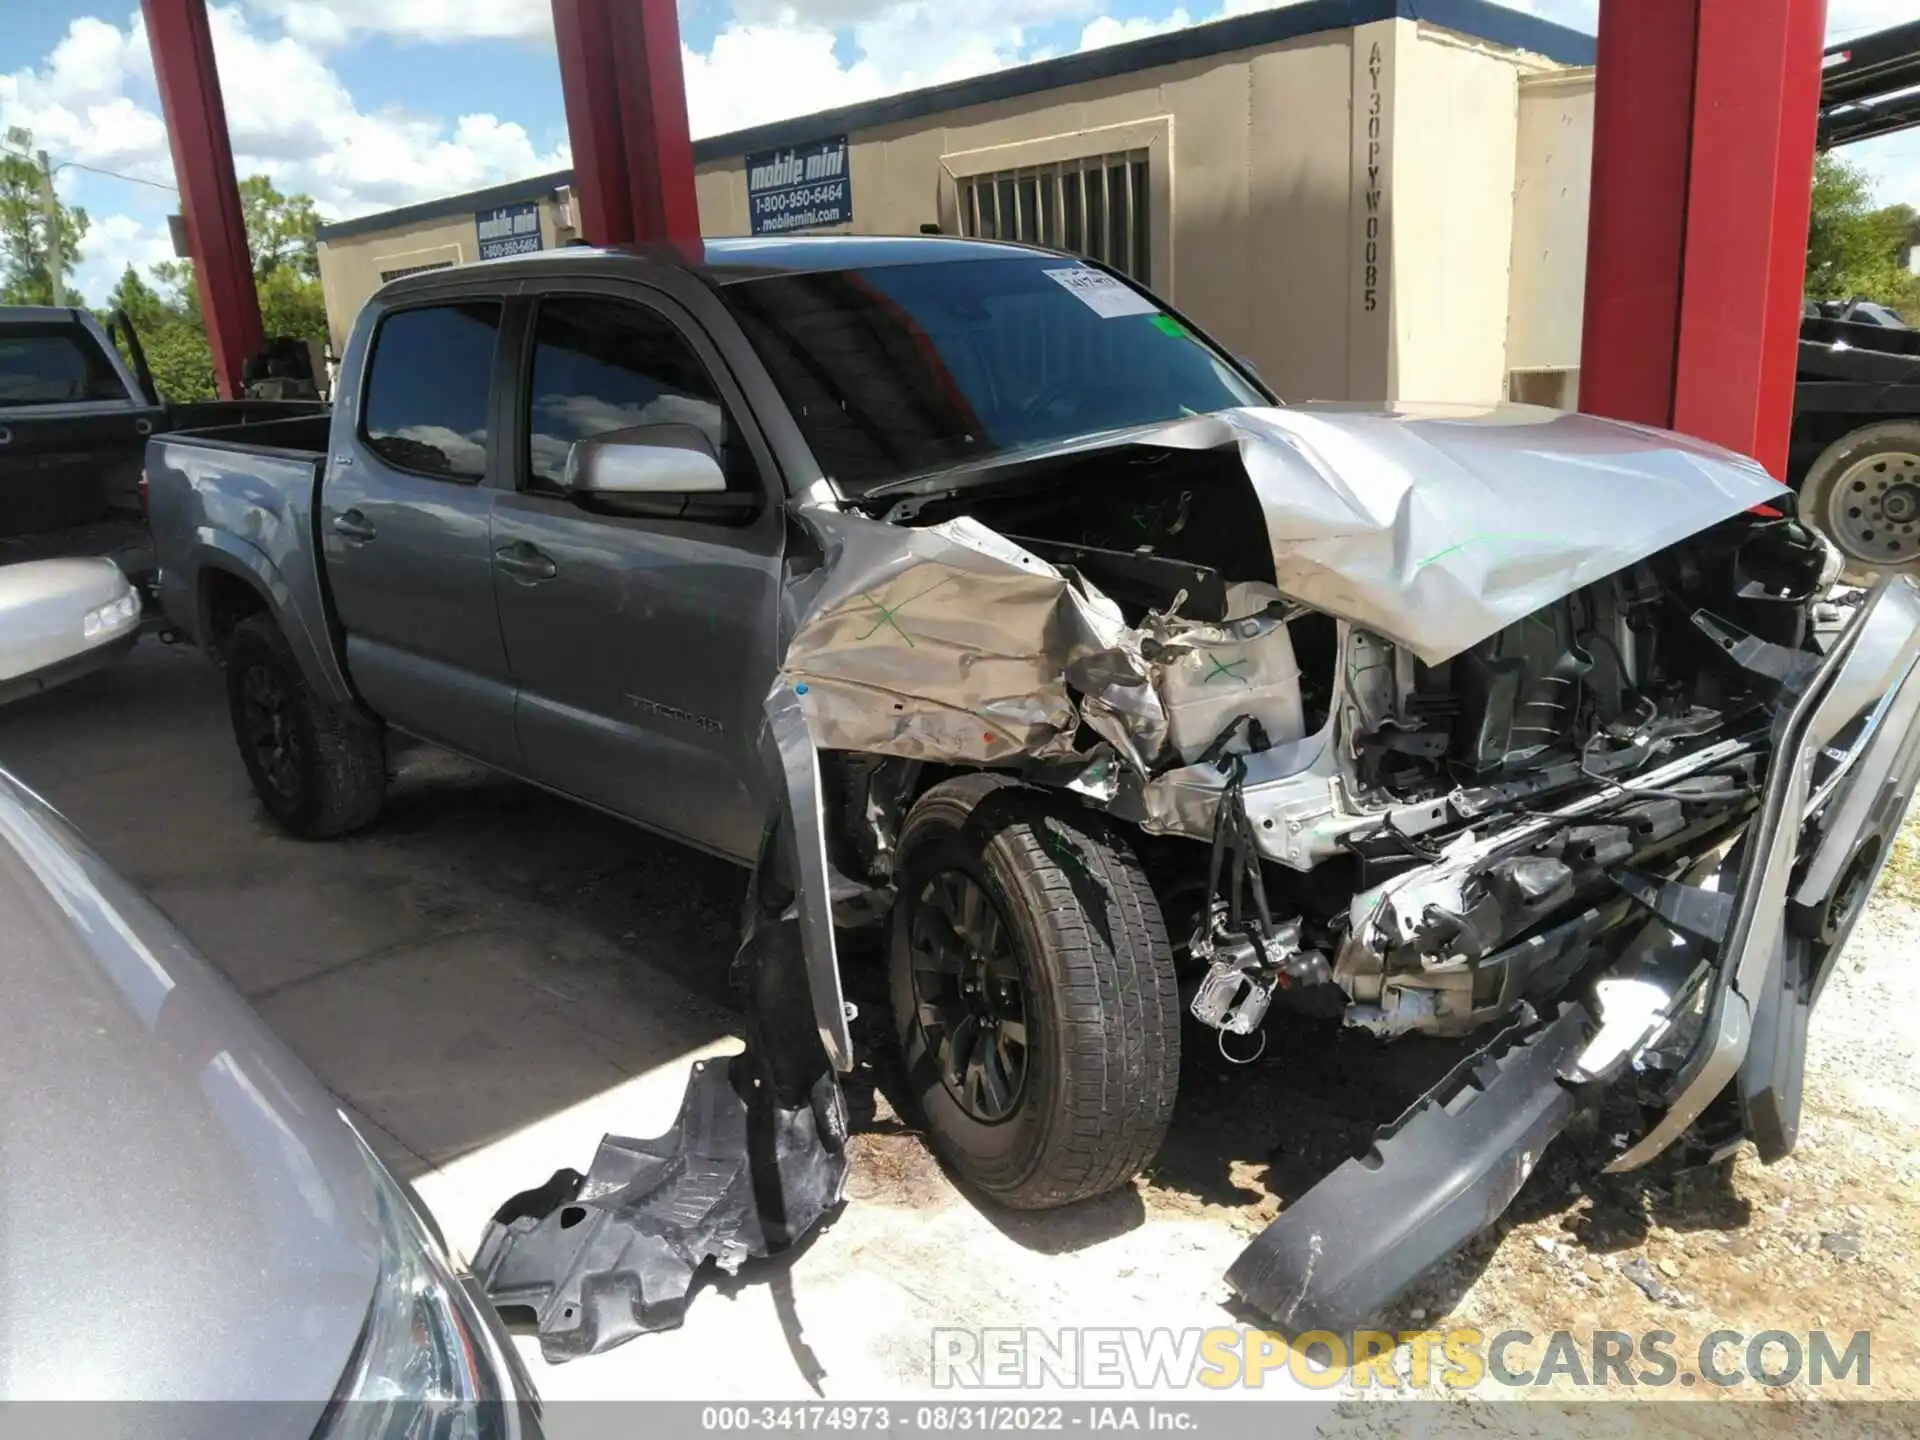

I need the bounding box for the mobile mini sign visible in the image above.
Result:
[745,136,852,236]
[475,201,543,260]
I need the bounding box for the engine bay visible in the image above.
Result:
[845,437,1830,1046]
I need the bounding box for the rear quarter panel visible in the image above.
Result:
[145,432,356,706]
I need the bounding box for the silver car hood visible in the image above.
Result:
[0,773,379,1423]
[1119,402,1792,664]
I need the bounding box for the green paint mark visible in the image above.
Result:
[1150,314,1187,338]
[1044,821,1094,879]
[1413,532,1569,571]
[1203,654,1252,685]
[853,577,953,647]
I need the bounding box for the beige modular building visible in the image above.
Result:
[315,0,1596,406]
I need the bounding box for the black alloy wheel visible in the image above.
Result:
[239,658,304,801]
[907,869,1030,1124]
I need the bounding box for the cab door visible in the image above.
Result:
[322,298,518,761]
[488,283,786,862]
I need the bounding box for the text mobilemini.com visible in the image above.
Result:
[929,1326,1875,1392]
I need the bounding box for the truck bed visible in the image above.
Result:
[143,413,340,691]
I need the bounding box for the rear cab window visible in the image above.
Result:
[0,323,131,407]
[359,302,502,480]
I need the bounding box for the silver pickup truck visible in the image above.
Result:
[149,236,1920,1332]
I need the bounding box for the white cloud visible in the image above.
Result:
[1078,12,1196,51]
[242,0,553,48]
[69,213,178,308]
[681,9,1030,138]
[0,5,571,302]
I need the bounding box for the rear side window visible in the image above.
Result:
[524,296,738,492]
[360,302,501,480]
[0,325,129,406]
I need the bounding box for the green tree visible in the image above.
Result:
[105,264,168,332]
[100,263,218,400]
[138,318,218,400]
[258,262,328,342]
[1806,152,1920,316]
[240,175,321,280]
[0,126,89,305]
[99,176,330,402]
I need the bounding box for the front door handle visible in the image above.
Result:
[494,541,558,583]
[332,509,377,542]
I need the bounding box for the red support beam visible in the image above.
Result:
[551,0,699,249]
[142,0,262,400]
[1580,0,1827,479]
[1577,0,1699,431]
[1672,0,1826,478]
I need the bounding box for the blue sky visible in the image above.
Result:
[3,0,1916,305]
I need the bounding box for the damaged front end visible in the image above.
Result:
[479,401,1920,1350]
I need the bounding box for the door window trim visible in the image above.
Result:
[507,284,783,522]
[354,296,507,486]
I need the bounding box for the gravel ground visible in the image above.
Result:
[1312,818,1920,1421]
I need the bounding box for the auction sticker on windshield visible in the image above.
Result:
[1043,267,1159,318]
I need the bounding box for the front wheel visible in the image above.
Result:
[225,613,386,839]
[889,775,1180,1210]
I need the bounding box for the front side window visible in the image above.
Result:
[0,325,129,406]
[524,297,733,492]
[722,256,1263,492]
[361,302,501,480]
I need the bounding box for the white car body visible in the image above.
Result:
[0,557,141,705]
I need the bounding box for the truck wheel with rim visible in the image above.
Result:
[225,612,386,839]
[889,774,1180,1209]
[1800,420,1920,580]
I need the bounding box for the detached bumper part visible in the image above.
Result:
[1226,1003,1592,1333]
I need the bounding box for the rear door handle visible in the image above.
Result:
[494,541,558,583]
[332,509,377,542]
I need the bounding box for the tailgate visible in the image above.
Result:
[0,406,164,536]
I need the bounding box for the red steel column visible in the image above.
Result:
[551,0,699,248]
[1671,0,1826,478]
[552,0,632,245]
[1579,0,1827,479]
[142,0,262,399]
[1577,0,1699,431]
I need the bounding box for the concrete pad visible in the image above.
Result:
[255,927,703,1166]
[411,1043,1302,1402]
[0,644,1326,1405]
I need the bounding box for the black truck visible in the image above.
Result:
[1796,17,1920,574]
[1791,301,1920,573]
[0,304,323,589]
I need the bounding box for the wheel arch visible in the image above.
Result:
[190,540,356,707]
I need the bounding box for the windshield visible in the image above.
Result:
[721,256,1265,492]
[0,324,130,407]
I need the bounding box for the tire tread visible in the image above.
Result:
[894,774,1179,1209]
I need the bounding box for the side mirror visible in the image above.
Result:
[564,423,728,498]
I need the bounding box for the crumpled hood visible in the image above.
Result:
[785,402,1793,771]
[1119,402,1792,664]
